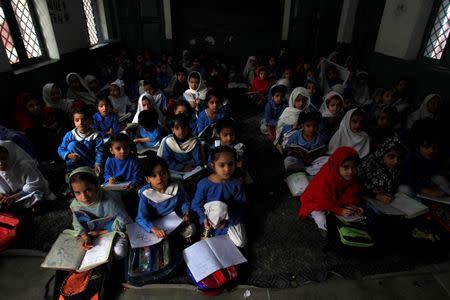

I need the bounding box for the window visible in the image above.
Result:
[424,0,450,60]
[82,0,100,45]
[0,0,44,65]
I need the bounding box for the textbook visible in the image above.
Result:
[119,112,132,123]
[285,145,327,159]
[285,172,310,197]
[183,235,247,282]
[41,232,116,272]
[365,193,429,219]
[416,194,450,205]
[335,214,365,223]
[170,166,205,181]
[101,181,132,191]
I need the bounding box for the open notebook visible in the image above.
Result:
[170,166,205,181]
[41,232,116,272]
[101,181,131,191]
[365,193,429,219]
[285,172,310,197]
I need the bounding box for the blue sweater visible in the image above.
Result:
[195,110,226,136]
[58,129,103,168]
[104,156,144,186]
[136,183,190,232]
[159,135,202,171]
[137,126,163,148]
[263,100,287,127]
[285,129,325,150]
[92,112,120,139]
[192,177,246,234]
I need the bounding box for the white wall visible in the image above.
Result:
[46,0,90,54]
[375,0,433,60]
[337,0,359,43]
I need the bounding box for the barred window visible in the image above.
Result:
[0,0,44,65]
[424,0,450,60]
[82,0,99,45]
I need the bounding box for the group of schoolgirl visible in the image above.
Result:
[250,52,448,237]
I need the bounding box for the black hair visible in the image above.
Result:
[96,96,112,107]
[172,100,192,116]
[271,85,287,97]
[188,72,200,81]
[326,65,338,73]
[109,133,133,147]
[387,144,407,156]
[141,156,169,177]
[69,171,99,192]
[410,118,441,148]
[172,114,190,129]
[0,146,8,155]
[378,106,398,119]
[215,117,238,134]
[206,89,220,103]
[350,108,365,119]
[138,109,159,131]
[341,155,360,165]
[176,68,187,76]
[210,145,237,163]
[143,80,158,89]
[71,105,92,120]
[297,111,322,125]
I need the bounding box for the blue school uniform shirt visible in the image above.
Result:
[104,156,144,186]
[285,129,326,150]
[159,135,202,171]
[136,183,190,232]
[92,112,120,139]
[195,110,226,136]
[263,100,287,127]
[191,177,246,235]
[137,126,162,148]
[57,128,103,169]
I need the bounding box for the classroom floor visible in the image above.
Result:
[2,89,450,298]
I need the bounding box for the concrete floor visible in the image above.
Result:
[1,249,450,300]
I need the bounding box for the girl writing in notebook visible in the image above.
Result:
[68,167,132,260]
[298,147,364,235]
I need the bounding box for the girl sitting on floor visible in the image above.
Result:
[298,147,364,234]
[192,146,247,247]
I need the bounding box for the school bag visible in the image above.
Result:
[187,265,238,296]
[53,265,109,300]
[125,237,183,286]
[0,212,20,252]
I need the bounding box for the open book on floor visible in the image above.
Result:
[41,232,116,272]
[285,145,326,159]
[365,193,429,219]
[183,235,247,282]
[170,166,205,181]
[101,181,131,191]
[416,194,450,205]
[119,112,133,123]
[285,172,310,197]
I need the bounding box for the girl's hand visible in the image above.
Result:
[203,219,211,230]
[106,128,113,135]
[341,208,354,217]
[67,153,80,162]
[353,206,364,215]
[183,165,194,172]
[182,213,192,223]
[87,230,108,237]
[151,227,166,238]
[423,188,447,198]
[133,138,142,144]
[376,192,393,204]
[80,235,93,250]
[109,177,117,184]
[95,165,102,175]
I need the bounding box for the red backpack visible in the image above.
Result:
[0,212,20,252]
[187,266,238,296]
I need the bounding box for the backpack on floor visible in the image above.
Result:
[53,265,108,300]
[187,266,238,296]
[0,212,20,252]
[125,237,183,286]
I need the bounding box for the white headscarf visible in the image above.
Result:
[327,108,370,158]
[272,78,293,99]
[42,83,74,113]
[406,94,440,128]
[319,91,344,118]
[242,56,258,84]
[275,87,312,141]
[204,201,229,228]
[183,71,207,103]
[132,92,165,126]
[157,135,198,156]
[109,79,130,117]
[65,72,96,105]
[0,140,51,199]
